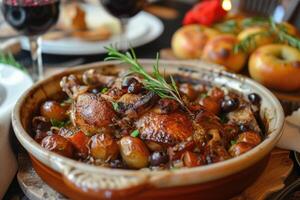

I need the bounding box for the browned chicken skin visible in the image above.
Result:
[136,110,193,145]
[71,93,116,134]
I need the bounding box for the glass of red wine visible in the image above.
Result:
[100,0,146,50]
[1,0,60,81]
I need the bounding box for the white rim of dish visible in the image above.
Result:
[0,64,32,116]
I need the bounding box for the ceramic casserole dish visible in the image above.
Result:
[12,60,285,200]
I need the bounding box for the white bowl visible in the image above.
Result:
[0,64,32,199]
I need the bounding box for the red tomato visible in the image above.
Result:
[69,131,90,158]
[202,96,220,115]
[182,151,201,167]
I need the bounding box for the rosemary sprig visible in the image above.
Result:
[241,17,269,28]
[234,17,300,53]
[214,20,239,33]
[0,52,26,72]
[269,18,300,50]
[233,31,271,53]
[214,17,269,34]
[104,46,191,113]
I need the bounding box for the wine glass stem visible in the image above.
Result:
[28,36,43,82]
[119,18,128,51]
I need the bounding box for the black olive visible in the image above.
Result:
[91,88,100,94]
[127,81,142,94]
[239,124,249,132]
[150,151,169,166]
[221,98,239,112]
[32,116,51,132]
[248,93,261,105]
[121,77,139,89]
[110,159,125,169]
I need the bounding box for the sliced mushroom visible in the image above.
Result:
[125,91,159,118]
[82,69,116,86]
[227,101,261,134]
[60,74,89,99]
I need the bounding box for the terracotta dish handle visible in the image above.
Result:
[60,165,150,199]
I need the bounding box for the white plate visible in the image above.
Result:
[0,64,33,114]
[0,64,32,199]
[21,11,164,55]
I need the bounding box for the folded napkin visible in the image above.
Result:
[0,107,17,199]
[0,64,32,199]
[277,109,300,152]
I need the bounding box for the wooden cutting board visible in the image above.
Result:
[17,149,293,200]
[232,149,293,200]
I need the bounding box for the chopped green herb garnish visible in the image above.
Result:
[241,17,269,28]
[60,98,73,107]
[234,31,271,53]
[50,119,70,128]
[214,19,239,33]
[83,131,94,137]
[0,52,27,72]
[200,93,208,98]
[130,129,139,137]
[170,166,179,171]
[230,140,237,146]
[220,114,228,124]
[112,102,119,111]
[101,87,108,94]
[234,17,300,53]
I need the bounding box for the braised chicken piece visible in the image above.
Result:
[33,68,265,170]
[71,93,116,134]
[157,98,179,114]
[136,110,193,145]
